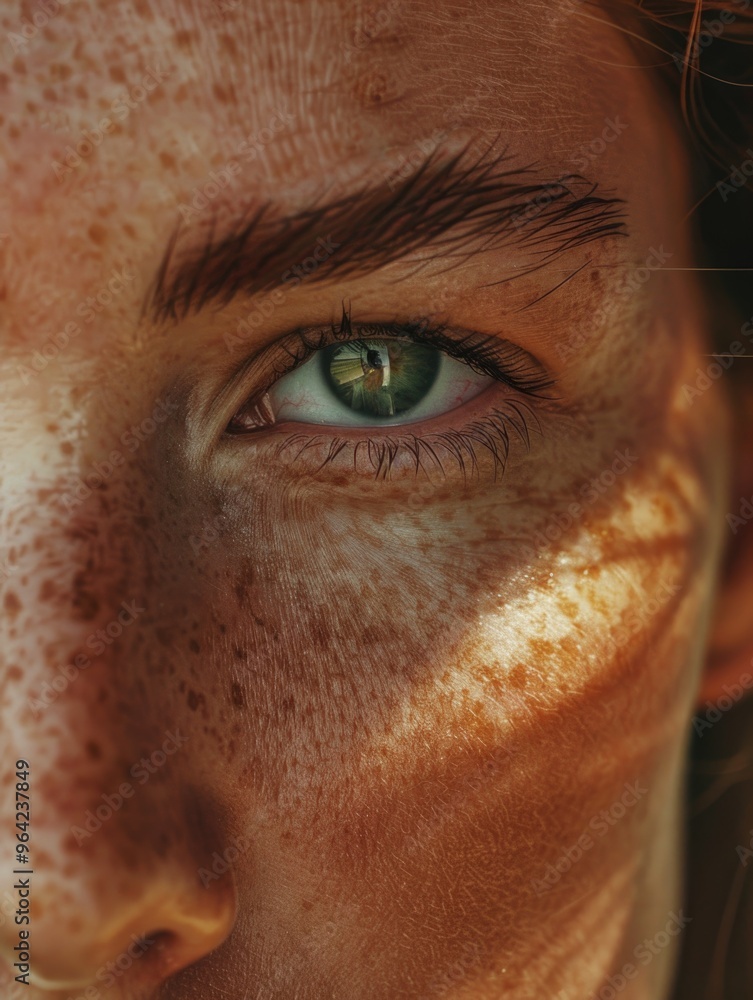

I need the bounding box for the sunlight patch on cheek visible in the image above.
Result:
[473,564,635,690]
[465,526,694,718]
[465,446,710,708]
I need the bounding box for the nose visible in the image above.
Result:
[0,608,238,994]
[21,854,236,991]
[0,416,237,993]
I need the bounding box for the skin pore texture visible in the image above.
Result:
[0,0,734,998]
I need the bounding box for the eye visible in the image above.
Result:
[225,309,555,438]
[266,336,493,428]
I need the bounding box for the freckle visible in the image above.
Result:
[133,0,155,20]
[123,222,136,239]
[159,151,176,170]
[230,683,244,708]
[557,595,579,618]
[174,28,196,49]
[85,740,102,761]
[220,34,238,57]
[4,591,20,618]
[62,832,80,852]
[88,223,107,245]
[187,690,200,711]
[12,58,26,75]
[212,82,231,104]
[156,627,173,647]
[6,666,21,682]
[60,441,74,456]
[38,579,56,601]
[0,73,9,91]
[109,65,126,83]
[233,646,246,660]
[507,664,528,690]
[532,638,555,657]
[71,574,99,621]
[189,638,200,654]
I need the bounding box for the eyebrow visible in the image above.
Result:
[146,143,628,325]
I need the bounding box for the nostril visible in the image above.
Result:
[129,908,234,982]
[12,846,237,991]
[82,927,173,991]
[145,928,185,977]
[92,927,202,991]
[133,929,176,977]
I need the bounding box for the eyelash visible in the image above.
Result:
[270,302,555,395]
[226,303,556,480]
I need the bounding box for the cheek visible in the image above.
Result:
[0,314,724,996]
[185,394,720,994]
[0,398,237,928]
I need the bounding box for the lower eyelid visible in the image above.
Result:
[224,387,540,485]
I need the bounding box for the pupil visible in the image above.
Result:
[323,338,441,418]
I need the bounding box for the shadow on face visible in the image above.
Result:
[0,0,735,997]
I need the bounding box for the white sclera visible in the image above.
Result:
[269,345,494,428]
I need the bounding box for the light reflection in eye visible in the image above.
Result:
[323,338,441,418]
[269,336,494,427]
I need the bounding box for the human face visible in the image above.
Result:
[0,0,730,997]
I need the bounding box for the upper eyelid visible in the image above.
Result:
[256,314,556,399]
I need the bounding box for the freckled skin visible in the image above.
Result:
[0,1,731,998]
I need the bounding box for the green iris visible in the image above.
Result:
[321,338,440,418]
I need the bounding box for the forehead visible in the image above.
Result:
[0,0,644,188]
[0,0,684,366]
